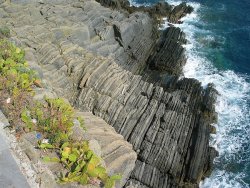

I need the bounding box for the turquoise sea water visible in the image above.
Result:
[132,0,250,187]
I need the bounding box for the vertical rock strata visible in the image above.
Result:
[147,27,187,75]
[0,0,217,187]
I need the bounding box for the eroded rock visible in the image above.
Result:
[0,0,217,187]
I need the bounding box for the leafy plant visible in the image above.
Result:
[77,116,86,131]
[0,39,37,96]
[0,26,10,38]
[43,141,122,188]
[0,40,120,187]
[23,98,75,145]
[0,39,25,63]
[0,39,38,128]
[21,109,34,130]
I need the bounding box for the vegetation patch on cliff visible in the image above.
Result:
[0,37,121,188]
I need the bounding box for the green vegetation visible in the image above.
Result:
[0,39,36,95]
[21,98,76,144]
[22,97,121,187]
[43,141,121,187]
[0,39,37,127]
[0,38,121,187]
[0,26,10,38]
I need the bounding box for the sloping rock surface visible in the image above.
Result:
[74,112,137,187]
[0,0,217,187]
[20,109,136,188]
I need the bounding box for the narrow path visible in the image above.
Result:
[0,111,30,188]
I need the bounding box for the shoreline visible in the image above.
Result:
[173,1,250,187]
[0,0,218,187]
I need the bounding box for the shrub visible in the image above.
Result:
[1,39,121,187]
[0,39,37,95]
[22,98,76,145]
[0,39,37,128]
[0,26,10,38]
[43,141,121,188]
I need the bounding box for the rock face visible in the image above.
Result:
[147,26,187,75]
[20,110,137,188]
[168,2,193,23]
[74,112,137,187]
[96,0,193,24]
[15,46,138,188]
[0,0,217,188]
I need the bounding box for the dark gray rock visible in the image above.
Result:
[148,27,187,75]
[96,0,193,24]
[169,2,194,23]
[0,0,217,187]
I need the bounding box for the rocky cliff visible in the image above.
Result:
[0,0,218,187]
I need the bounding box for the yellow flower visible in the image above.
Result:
[64,147,71,154]
[16,48,21,54]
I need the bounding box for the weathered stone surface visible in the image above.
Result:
[74,112,137,187]
[36,69,137,188]
[148,26,187,75]
[96,0,193,23]
[0,111,39,188]
[168,2,194,23]
[0,112,30,188]
[0,0,217,187]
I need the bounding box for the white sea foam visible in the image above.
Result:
[130,0,250,187]
[201,170,248,188]
[176,1,250,187]
[129,0,150,7]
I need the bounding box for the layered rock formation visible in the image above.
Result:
[0,0,217,187]
[20,109,137,188]
[96,0,193,24]
[74,112,137,187]
[147,26,187,75]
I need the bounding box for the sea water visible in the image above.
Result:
[131,0,250,187]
